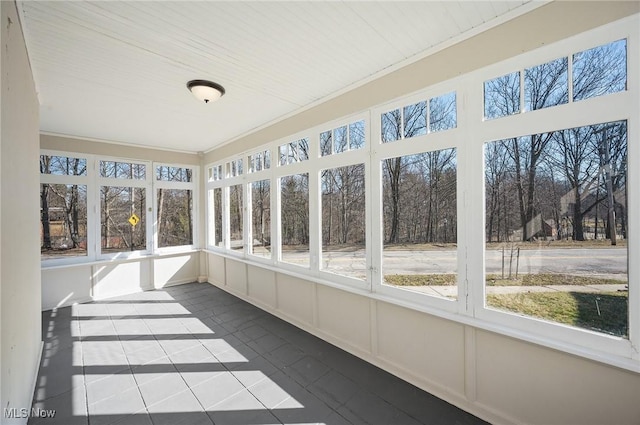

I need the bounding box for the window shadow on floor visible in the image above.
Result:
[30,282,487,425]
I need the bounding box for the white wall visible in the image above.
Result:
[207,254,640,425]
[41,253,201,310]
[1,1,42,422]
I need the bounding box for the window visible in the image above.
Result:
[248,149,271,173]
[484,72,520,120]
[321,164,366,279]
[100,186,147,253]
[321,120,366,156]
[100,160,146,179]
[250,180,271,258]
[212,188,223,248]
[484,121,628,337]
[205,19,638,368]
[156,166,195,249]
[229,184,244,251]
[573,39,627,101]
[211,164,224,181]
[524,57,568,111]
[382,149,458,298]
[40,154,88,260]
[429,92,456,132]
[279,138,309,165]
[227,159,243,177]
[41,154,87,176]
[41,153,199,261]
[484,39,627,119]
[280,174,309,267]
[40,183,88,259]
[382,93,457,143]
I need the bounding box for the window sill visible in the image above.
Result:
[41,249,201,271]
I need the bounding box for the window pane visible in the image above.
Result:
[484,71,520,119]
[321,164,366,280]
[381,109,401,143]
[525,57,568,111]
[429,92,457,132]
[236,159,243,175]
[40,155,87,176]
[156,166,192,182]
[251,180,271,258]
[349,120,365,150]
[41,184,87,259]
[334,126,348,154]
[157,189,193,247]
[214,188,223,247]
[298,139,309,161]
[279,145,288,166]
[263,150,271,169]
[382,149,457,298]
[320,131,332,157]
[573,39,626,102]
[288,142,298,164]
[280,174,309,267]
[100,186,146,253]
[100,161,146,179]
[229,184,243,251]
[403,101,427,138]
[484,120,628,337]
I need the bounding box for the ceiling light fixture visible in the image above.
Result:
[187,79,225,103]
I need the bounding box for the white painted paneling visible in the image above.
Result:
[207,253,226,286]
[247,264,276,309]
[276,273,313,325]
[225,259,247,295]
[153,254,198,288]
[19,1,534,152]
[92,261,151,299]
[316,285,371,353]
[376,302,466,397]
[42,266,92,310]
[475,330,640,425]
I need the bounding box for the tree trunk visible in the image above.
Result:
[41,184,52,249]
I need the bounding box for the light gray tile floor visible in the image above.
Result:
[30,282,488,425]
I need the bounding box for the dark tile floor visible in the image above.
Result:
[30,282,488,425]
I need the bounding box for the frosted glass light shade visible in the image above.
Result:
[187,80,225,103]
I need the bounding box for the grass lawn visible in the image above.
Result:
[487,291,628,337]
[485,273,623,286]
[384,274,457,286]
[384,273,624,287]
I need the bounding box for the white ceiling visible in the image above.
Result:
[19,1,536,153]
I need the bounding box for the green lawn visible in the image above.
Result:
[485,273,623,286]
[384,274,457,286]
[384,273,624,287]
[384,273,628,336]
[487,291,628,337]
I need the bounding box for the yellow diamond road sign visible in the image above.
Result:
[128,213,140,226]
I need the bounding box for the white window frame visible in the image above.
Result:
[153,163,198,254]
[41,151,200,264]
[96,156,152,260]
[40,149,93,266]
[467,15,639,363]
[204,15,639,370]
[371,84,463,314]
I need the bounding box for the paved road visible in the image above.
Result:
[314,247,627,279]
